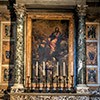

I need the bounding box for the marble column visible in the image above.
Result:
[11,4,26,92]
[76,5,89,94]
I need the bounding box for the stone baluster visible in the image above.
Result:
[76,5,89,94]
[11,4,26,92]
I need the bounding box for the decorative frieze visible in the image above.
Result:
[0,93,99,100]
[10,95,90,100]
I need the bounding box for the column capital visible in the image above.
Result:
[14,4,26,17]
[77,5,88,16]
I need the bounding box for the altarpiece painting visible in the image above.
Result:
[32,20,69,83]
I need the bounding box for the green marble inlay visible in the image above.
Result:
[77,5,87,84]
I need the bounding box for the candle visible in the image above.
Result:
[71,62,73,76]
[27,62,30,76]
[56,62,59,76]
[36,61,38,76]
[43,61,45,76]
[63,62,66,76]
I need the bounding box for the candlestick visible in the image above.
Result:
[35,76,38,90]
[27,76,30,89]
[43,61,45,76]
[63,62,66,76]
[56,62,59,76]
[43,75,46,92]
[63,76,66,92]
[50,68,54,91]
[56,76,59,92]
[36,61,38,76]
[27,76,30,92]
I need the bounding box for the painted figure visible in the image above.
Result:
[49,27,61,53]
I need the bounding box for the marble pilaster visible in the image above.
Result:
[76,5,89,94]
[11,4,26,93]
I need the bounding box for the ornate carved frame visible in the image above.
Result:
[25,12,75,88]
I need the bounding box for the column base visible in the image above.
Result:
[11,84,24,93]
[76,84,90,94]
